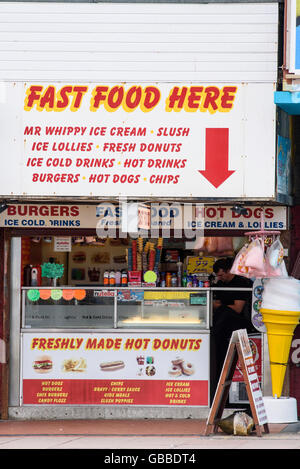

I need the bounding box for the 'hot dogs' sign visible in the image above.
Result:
[0,81,275,199]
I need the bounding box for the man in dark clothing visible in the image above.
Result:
[211,257,254,387]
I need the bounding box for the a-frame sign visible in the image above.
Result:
[205,329,269,437]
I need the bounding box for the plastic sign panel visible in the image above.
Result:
[21,332,209,406]
[0,203,287,231]
[0,82,275,199]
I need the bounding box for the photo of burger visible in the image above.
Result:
[33,355,53,373]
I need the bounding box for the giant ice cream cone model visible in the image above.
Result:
[260,278,300,398]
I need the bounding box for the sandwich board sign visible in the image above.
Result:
[205,329,269,437]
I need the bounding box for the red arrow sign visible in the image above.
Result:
[199,128,235,188]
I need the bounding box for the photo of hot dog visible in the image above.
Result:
[33,355,53,373]
[100,360,125,371]
[72,251,86,263]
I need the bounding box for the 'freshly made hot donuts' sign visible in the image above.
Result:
[21,332,209,407]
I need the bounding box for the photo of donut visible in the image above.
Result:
[168,357,195,377]
[145,365,156,376]
[181,362,195,376]
[168,365,182,377]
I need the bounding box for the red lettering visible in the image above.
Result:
[57,86,72,109]
[265,208,274,218]
[72,86,88,109]
[167,87,188,109]
[126,86,142,109]
[92,86,109,109]
[203,86,219,111]
[253,208,263,219]
[107,86,124,109]
[40,86,55,109]
[221,86,237,109]
[7,206,16,215]
[188,87,203,109]
[25,86,43,108]
[206,207,216,218]
[143,86,161,110]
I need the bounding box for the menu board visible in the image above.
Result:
[21,332,209,406]
[235,330,267,425]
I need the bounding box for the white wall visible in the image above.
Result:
[0,2,278,82]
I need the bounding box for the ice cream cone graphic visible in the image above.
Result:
[260,308,300,398]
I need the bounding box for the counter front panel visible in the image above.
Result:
[21,331,210,407]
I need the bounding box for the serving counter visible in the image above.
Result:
[20,287,211,408]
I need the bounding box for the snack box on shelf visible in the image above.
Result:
[128,271,142,283]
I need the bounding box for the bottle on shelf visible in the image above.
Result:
[23,264,32,287]
[192,275,198,287]
[115,270,121,287]
[121,270,128,287]
[171,273,177,287]
[181,271,187,287]
[103,270,109,286]
[176,256,182,287]
[187,275,193,288]
[109,270,115,286]
[166,272,172,287]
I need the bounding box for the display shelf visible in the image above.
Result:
[22,286,210,330]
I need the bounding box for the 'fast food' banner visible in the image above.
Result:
[0,82,275,199]
[21,332,209,406]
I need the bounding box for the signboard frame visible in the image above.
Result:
[20,331,210,407]
[0,81,276,199]
[205,329,269,437]
[0,203,288,232]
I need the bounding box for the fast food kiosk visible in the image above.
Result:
[16,219,213,417]
[3,202,288,420]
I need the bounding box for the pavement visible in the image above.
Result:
[0,418,299,450]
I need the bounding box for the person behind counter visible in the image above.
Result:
[211,257,255,384]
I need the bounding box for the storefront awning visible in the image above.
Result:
[274,91,300,115]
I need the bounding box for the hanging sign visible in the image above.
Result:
[54,236,72,252]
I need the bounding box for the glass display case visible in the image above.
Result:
[117,289,209,329]
[22,287,115,329]
[22,287,210,330]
